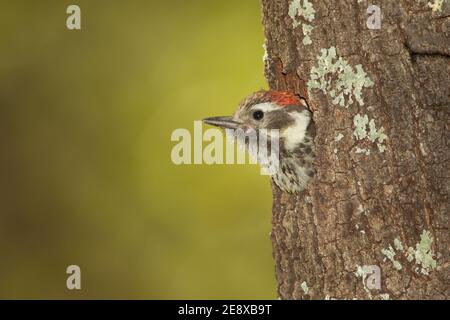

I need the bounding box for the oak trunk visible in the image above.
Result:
[261,0,449,299]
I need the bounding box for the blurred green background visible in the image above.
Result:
[0,0,275,298]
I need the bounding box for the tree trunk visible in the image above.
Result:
[261,0,449,299]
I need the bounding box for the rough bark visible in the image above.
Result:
[262,0,449,299]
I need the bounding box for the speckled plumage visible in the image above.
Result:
[272,133,315,193]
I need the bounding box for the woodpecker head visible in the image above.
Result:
[203,90,315,193]
[204,90,313,152]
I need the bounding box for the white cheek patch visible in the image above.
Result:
[282,110,311,150]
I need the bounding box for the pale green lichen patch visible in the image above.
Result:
[335,133,344,142]
[355,147,370,156]
[353,114,388,153]
[394,238,404,251]
[356,203,369,216]
[354,265,373,298]
[379,293,390,300]
[368,119,388,152]
[353,114,369,140]
[288,0,315,25]
[381,245,402,270]
[302,24,313,45]
[408,230,437,275]
[288,0,302,27]
[383,231,438,275]
[300,281,309,294]
[288,0,316,46]
[428,0,444,12]
[407,247,415,262]
[307,47,374,108]
[354,265,372,280]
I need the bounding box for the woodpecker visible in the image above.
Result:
[203,90,315,193]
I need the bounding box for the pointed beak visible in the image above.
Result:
[202,116,241,130]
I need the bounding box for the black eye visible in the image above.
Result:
[252,110,264,120]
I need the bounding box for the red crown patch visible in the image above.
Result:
[268,91,301,107]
